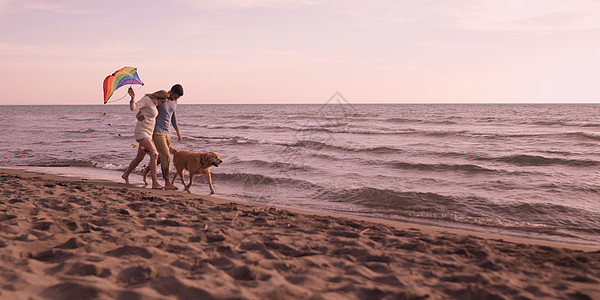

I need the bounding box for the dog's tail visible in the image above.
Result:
[169,147,177,155]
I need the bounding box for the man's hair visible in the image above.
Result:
[170,84,184,96]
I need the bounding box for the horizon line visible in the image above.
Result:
[1,102,599,106]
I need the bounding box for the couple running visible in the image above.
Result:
[121,84,183,190]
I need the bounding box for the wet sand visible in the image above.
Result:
[1,168,599,299]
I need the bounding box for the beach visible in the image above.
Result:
[4,104,600,246]
[1,168,599,299]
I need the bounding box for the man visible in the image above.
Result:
[139,84,184,190]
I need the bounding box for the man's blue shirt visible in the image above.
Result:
[154,100,178,132]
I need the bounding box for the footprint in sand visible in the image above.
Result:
[41,282,99,300]
[105,245,153,259]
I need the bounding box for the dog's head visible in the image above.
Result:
[206,151,223,167]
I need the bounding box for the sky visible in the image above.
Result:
[1,0,600,104]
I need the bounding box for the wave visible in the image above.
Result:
[189,135,403,155]
[29,158,127,171]
[94,162,126,170]
[33,158,97,168]
[203,122,349,132]
[207,125,254,130]
[382,152,589,174]
[488,131,600,142]
[385,117,458,125]
[414,151,600,168]
[264,125,600,142]
[483,154,600,167]
[189,122,471,137]
[296,127,469,137]
[224,114,265,120]
[530,120,600,127]
[299,120,349,128]
[529,121,565,126]
[185,135,261,146]
[323,187,468,213]
[214,172,319,190]
[288,140,401,154]
[565,132,600,141]
[59,117,99,122]
[487,131,600,141]
[187,120,600,141]
[423,130,467,137]
[385,117,414,123]
[66,129,96,134]
[389,162,497,174]
[320,187,600,234]
[8,148,34,158]
[232,159,314,172]
[301,127,600,141]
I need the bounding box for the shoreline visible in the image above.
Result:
[1,167,599,299]
[3,167,597,252]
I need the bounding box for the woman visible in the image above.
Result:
[121,87,169,189]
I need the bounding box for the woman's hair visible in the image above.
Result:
[146,90,169,100]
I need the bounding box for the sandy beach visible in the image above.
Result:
[1,168,599,299]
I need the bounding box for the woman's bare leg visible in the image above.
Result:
[139,139,163,189]
[122,145,146,184]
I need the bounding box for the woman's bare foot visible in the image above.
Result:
[142,167,150,186]
[164,185,178,190]
[152,184,164,190]
[121,173,130,184]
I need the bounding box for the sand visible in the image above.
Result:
[0,168,599,300]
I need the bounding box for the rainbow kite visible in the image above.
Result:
[103,66,144,104]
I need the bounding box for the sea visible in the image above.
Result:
[2,101,600,246]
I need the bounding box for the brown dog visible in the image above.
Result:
[170,147,222,194]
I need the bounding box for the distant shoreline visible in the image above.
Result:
[2,103,600,106]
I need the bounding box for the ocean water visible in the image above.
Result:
[2,103,600,246]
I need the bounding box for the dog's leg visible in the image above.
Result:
[177,170,187,190]
[185,173,195,192]
[204,170,215,194]
[171,170,178,184]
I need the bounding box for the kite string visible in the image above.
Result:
[105,84,144,104]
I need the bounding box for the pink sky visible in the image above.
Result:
[1,0,599,104]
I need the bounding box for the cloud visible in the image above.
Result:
[173,0,319,10]
[178,0,600,33]
[0,42,72,57]
[0,0,91,16]
[326,1,427,25]
[0,42,144,59]
[0,0,15,15]
[443,0,600,32]
[23,1,91,14]
[171,19,220,36]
